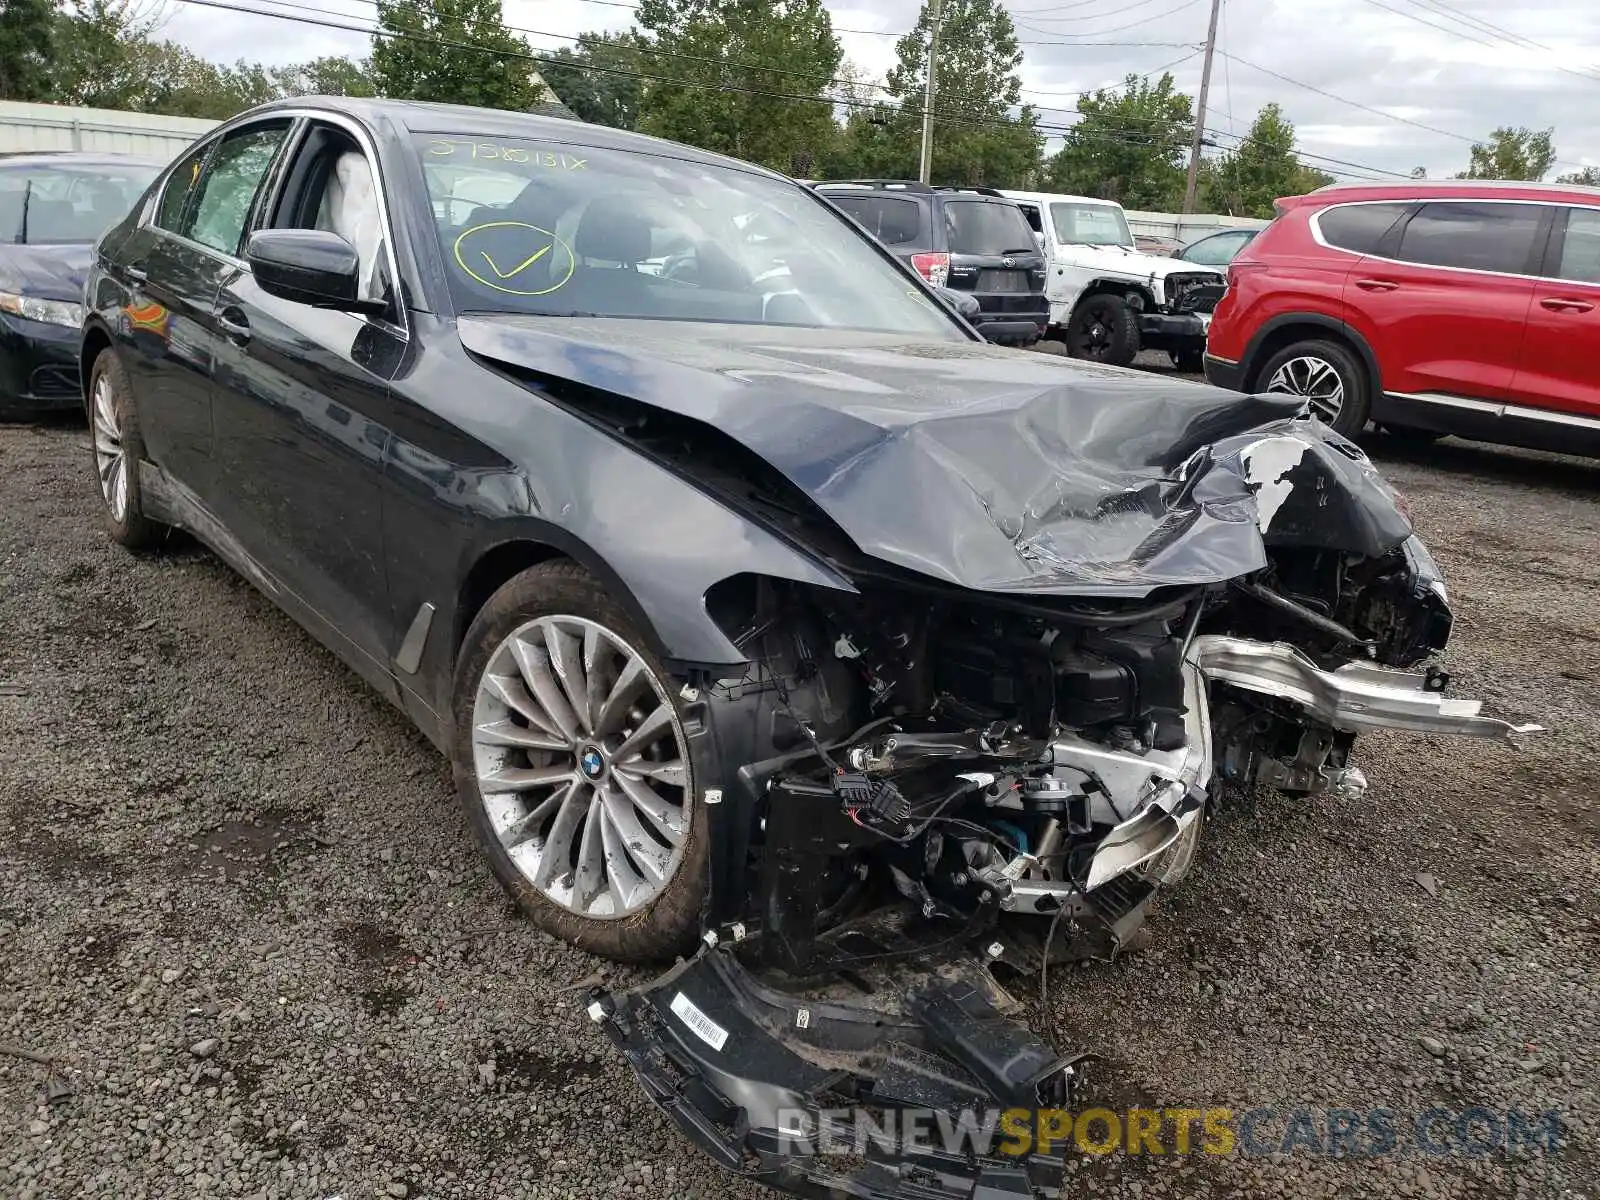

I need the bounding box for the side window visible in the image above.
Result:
[1555,208,1600,284]
[155,141,211,232]
[1316,202,1410,254]
[311,148,388,304]
[1016,202,1044,235]
[826,194,924,247]
[1185,230,1246,266]
[1394,202,1545,275]
[186,122,291,255]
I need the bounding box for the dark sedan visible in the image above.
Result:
[0,153,160,416]
[81,98,1489,1200]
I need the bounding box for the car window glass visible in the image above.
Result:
[824,194,924,246]
[942,200,1034,255]
[415,135,959,337]
[1556,208,1600,284]
[186,123,291,255]
[1394,202,1544,275]
[0,162,158,244]
[1316,203,1410,254]
[1050,202,1133,247]
[310,148,388,304]
[155,142,211,233]
[1014,202,1044,235]
[1183,230,1246,265]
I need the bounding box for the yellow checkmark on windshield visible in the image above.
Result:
[479,243,553,279]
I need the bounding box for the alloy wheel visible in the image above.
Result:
[1069,301,1115,360]
[470,615,691,919]
[1264,355,1344,423]
[91,374,128,522]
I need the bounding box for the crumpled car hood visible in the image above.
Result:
[458,316,1412,597]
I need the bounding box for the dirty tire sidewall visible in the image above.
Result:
[1257,338,1372,438]
[450,559,708,964]
[1067,294,1140,366]
[89,348,167,553]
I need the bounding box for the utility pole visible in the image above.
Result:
[918,0,943,184]
[1181,0,1223,215]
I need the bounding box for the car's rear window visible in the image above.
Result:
[413,136,960,337]
[824,194,925,246]
[943,200,1035,255]
[1315,202,1410,254]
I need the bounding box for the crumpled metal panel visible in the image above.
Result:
[460,316,1413,597]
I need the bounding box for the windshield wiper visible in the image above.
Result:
[998,247,1036,255]
[18,179,31,246]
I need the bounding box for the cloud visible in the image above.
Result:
[159,0,1600,179]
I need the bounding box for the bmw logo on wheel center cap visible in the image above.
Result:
[579,747,605,780]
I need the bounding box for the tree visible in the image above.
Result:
[1200,103,1334,218]
[871,0,1040,187]
[1556,165,1600,187]
[0,0,58,101]
[372,0,542,110]
[273,55,376,98]
[634,0,842,173]
[1045,73,1191,209]
[1456,126,1556,181]
[52,0,164,110]
[541,32,642,129]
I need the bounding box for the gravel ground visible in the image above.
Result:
[3,406,1597,1200]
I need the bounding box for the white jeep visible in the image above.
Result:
[1002,190,1226,369]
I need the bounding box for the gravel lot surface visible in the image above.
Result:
[3,400,1597,1199]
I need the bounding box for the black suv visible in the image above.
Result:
[811,180,1049,346]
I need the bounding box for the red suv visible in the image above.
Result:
[1204,179,1600,455]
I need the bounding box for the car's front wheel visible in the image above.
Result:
[87,349,168,552]
[451,560,707,963]
[1257,339,1371,437]
[1065,294,1140,365]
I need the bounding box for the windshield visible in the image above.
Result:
[413,135,961,336]
[0,162,159,245]
[1050,202,1134,248]
[942,199,1035,255]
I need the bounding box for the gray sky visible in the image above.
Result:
[163,0,1600,181]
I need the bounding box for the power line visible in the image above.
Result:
[1009,0,1178,25]
[1013,0,1203,40]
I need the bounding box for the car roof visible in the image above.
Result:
[1290,177,1600,207]
[246,96,791,184]
[0,151,166,169]
[1000,189,1123,208]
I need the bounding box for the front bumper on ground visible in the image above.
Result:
[592,944,1080,1200]
[1135,311,1208,353]
[0,315,82,415]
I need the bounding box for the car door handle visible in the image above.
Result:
[1539,296,1595,312]
[1354,278,1399,292]
[217,308,251,343]
[125,264,148,285]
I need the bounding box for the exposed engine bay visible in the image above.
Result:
[583,410,1539,1200]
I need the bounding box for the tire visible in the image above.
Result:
[1170,348,1206,373]
[1255,339,1371,437]
[1065,294,1140,366]
[86,349,168,552]
[450,560,707,963]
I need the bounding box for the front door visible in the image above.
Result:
[209,122,406,699]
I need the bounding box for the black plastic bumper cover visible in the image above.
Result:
[1136,311,1207,351]
[590,948,1073,1200]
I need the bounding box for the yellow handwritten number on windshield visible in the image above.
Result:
[453,222,577,296]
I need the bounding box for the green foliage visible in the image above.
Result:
[1200,103,1334,218]
[273,55,377,99]
[1045,73,1191,208]
[842,0,1038,187]
[0,0,57,101]
[540,32,643,129]
[1456,126,1556,181]
[633,0,842,174]
[1555,165,1600,187]
[372,0,541,110]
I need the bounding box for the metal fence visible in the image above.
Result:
[0,101,216,160]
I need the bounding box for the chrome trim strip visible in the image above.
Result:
[1383,390,1600,432]
[395,601,435,674]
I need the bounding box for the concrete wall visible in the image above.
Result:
[1124,209,1271,242]
[0,101,216,161]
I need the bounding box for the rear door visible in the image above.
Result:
[1509,205,1600,424]
[1344,200,1546,401]
[940,198,1044,313]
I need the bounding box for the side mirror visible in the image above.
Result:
[937,285,981,320]
[246,229,370,311]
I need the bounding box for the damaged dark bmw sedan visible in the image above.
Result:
[82,99,1537,1200]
